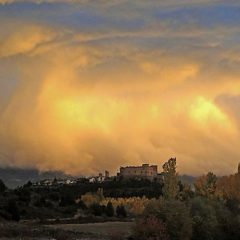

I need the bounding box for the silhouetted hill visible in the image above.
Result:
[0,167,197,189]
[0,167,72,188]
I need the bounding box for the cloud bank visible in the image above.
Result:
[0,1,240,176]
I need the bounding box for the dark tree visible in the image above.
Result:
[78,200,87,210]
[59,193,75,207]
[134,216,169,240]
[0,179,7,193]
[105,201,114,217]
[6,199,20,221]
[145,199,192,240]
[116,205,127,218]
[162,158,179,199]
[90,203,103,216]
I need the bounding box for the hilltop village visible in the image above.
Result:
[32,163,165,188]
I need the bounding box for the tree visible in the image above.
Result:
[105,201,114,217]
[190,197,218,240]
[59,193,75,207]
[217,174,240,203]
[6,199,20,221]
[162,158,179,199]
[81,192,101,207]
[78,200,87,210]
[90,203,103,216]
[144,199,192,240]
[24,180,32,188]
[195,172,217,198]
[134,216,169,240]
[116,205,127,217]
[0,179,7,193]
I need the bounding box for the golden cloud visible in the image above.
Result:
[1,2,240,176]
[0,25,56,58]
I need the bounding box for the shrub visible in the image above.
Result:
[0,179,7,193]
[90,203,103,216]
[81,192,101,207]
[106,201,114,217]
[78,200,87,210]
[116,205,127,218]
[59,193,75,207]
[6,199,20,221]
[144,199,192,240]
[134,215,169,240]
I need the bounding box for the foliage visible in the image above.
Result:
[81,192,101,207]
[190,197,218,240]
[0,179,7,193]
[162,158,179,199]
[59,192,75,207]
[78,199,87,210]
[217,173,240,202]
[144,198,192,240]
[116,205,127,217]
[33,196,46,207]
[6,198,20,221]
[101,196,151,216]
[191,197,240,240]
[195,172,217,198]
[134,215,169,240]
[106,201,114,217]
[89,203,103,216]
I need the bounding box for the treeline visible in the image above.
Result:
[0,176,162,221]
[133,158,240,240]
[1,158,240,240]
[53,177,163,198]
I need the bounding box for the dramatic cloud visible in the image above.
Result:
[0,0,240,176]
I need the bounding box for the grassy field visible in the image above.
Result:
[48,221,134,240]
[0,221,134,240]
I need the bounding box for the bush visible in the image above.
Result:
[6,199,20,221]
[190,197,240,240]
[134,215,169,240]
[90,203,103,216]
[33,196,46,207]
[116,205,127,218]
[0,179,7,193]
[59,193,75,207]
[78,200,87,210]
[105,201,114,217]
[190,197,218,240]
[144,199,192,240]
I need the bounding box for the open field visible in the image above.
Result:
[0,221,134,240]
[48,221,134,239]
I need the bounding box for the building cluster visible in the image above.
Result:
[118,163,162,181]
[32,170,110,187]
[32,178,77,187]
[88,170,110,183]
[32,163,164,187]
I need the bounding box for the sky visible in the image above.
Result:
[0,0,240,176]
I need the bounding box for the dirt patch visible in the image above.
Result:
[48,221,134,239]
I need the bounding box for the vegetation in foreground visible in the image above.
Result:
[133,159,240,240]
[0,158,240,240]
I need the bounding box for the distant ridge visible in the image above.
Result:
[0,167,197,189]
[0,167,73,188]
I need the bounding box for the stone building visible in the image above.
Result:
[119,164,158,180]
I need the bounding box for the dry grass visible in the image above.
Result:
[0,221,133,240]
[48,221,134,239]
[0,222,83,240]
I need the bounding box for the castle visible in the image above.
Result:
[119,164,158,180]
